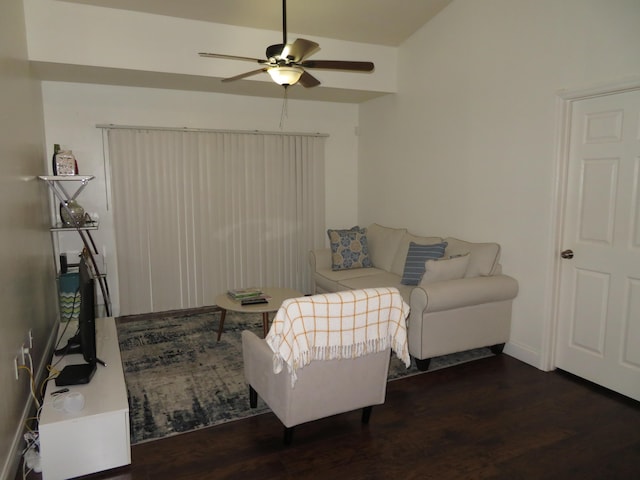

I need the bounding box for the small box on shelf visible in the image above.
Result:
[58,272,80,321]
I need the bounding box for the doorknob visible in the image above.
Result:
[561,249,574,259]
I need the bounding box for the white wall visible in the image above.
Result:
[42,82,361,315]
[358,0,640,368]
[0,1,57,478]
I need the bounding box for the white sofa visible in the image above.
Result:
[308,223,519,370]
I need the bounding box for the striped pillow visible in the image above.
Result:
[400,241,448,285]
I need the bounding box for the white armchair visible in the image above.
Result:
[242,287,410,445]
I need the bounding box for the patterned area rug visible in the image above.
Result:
[116,309,492,444]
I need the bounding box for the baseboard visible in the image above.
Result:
[504,341,541,370]
[2,323,59,480]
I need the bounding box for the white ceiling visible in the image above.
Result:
[59,0,452,46]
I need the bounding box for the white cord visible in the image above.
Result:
[24,352,41,409]
[22,408,42,478]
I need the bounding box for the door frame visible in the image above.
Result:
[543,77,640,371]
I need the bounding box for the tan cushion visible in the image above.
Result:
[366,223,406,271]
[315,266,386,283]
[391,233,443,276]
[338,271,401,290]
[444,238,501,277]
[337,272,413,303]
[420,253,471,284]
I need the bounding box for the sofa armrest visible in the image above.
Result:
[410,274,519,314]
[309,248,332,272]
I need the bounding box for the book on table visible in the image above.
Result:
[227,287,263,300]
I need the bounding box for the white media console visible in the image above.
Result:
[39,317,131,480]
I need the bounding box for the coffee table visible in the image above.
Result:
[215,287,304,341]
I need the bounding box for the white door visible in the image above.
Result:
[556,89,640,401]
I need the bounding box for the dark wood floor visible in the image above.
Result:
[23,355,640,480]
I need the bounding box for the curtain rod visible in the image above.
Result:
[96,124,329,138]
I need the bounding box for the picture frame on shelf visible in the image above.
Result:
[55,150,78,176]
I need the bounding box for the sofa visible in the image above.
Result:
[308,223,519,370]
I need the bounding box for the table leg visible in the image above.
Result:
[217,308,227,342]
[262,312,270,338]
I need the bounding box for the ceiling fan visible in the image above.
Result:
[198,0,374,88]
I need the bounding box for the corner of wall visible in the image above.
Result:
[504,341,542,371]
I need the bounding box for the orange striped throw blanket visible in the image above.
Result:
[265,287,411,386]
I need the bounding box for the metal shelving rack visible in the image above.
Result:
[39,175,112,317]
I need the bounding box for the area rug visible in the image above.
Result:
[116,309,492,444]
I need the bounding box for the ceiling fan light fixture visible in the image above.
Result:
[268,65,304,86]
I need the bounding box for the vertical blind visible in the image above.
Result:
[105,127,326,315]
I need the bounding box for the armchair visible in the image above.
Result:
[242,287,410,444]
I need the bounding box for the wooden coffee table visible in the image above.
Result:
[214,287,304,341]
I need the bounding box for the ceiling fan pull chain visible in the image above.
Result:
[280,86,289,130]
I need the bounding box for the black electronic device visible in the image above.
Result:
[55,256,99,386]
[241,297,269,305]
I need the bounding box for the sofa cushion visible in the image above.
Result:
[337,271,413,303]
[314,266,387,293]
[366,223,407,271]
[327,228,373,271]
[420,253,470,284]
[444,238,501,277]
[391,233,444,276]
[400,242,448,285]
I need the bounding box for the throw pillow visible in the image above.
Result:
[390,233,444,276]
[400,241,448,285]
[420,253,470,285]
[366,223,407,271]
[444,238,501,277]
[327,227,373,271]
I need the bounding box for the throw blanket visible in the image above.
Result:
[266,287,410,387]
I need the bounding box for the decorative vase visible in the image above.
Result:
[51,144,60,175]
[60,200,86,227]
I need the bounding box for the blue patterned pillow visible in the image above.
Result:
[327,227,373,271]
[401,241,448,285]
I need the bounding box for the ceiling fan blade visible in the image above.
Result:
[199,52,267,64]
[300,60,375,72]
[221,68,269,83]
[266,43,285,61]
[286,38,320,62]
[298,70,321,88]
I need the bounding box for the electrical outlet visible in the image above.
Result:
[14,333,33,380]
[20,344,29,366]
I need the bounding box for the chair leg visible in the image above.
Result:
[249,385,257,408]
[283,426,294,446]
[282,409,371,446]
[361,406,373,424]
[216,308,227,342]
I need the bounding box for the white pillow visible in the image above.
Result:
[444,238,501,277]
[366,223,407,271]
[420,253,470,284]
